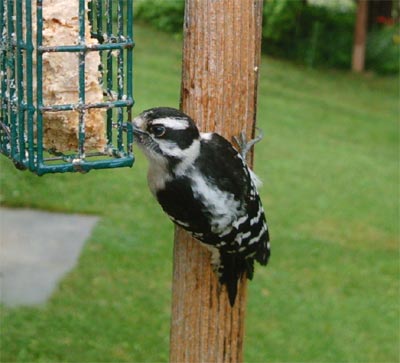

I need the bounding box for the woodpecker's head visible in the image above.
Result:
[133,107,201,165]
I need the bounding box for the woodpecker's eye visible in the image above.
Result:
[149,125,166,137]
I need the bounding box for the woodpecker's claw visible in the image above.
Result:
[234,128,264,160]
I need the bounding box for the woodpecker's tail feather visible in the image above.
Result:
[219,252,256,307]
[219,253,240,307]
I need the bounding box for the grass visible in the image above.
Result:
[0,23,399,362]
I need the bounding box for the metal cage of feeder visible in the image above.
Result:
[0,0,134,175]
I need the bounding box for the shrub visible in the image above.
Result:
[262,0,355,69]
[134,0,399,74]
[366,24,400,74]
[134,0,184,34]
[262,0,305,59]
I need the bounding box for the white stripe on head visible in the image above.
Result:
[158,138,200,160]
[152,117,189,130]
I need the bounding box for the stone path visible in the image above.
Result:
[0,207,98,307]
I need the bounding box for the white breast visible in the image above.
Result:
[147,157,172,196]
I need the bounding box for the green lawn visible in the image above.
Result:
[0,24,398,363]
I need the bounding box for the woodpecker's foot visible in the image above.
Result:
[233,128,264,160]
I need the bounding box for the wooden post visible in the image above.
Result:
[352,0,369,73]
[170,1,264,362]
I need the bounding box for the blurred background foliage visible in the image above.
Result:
[134,0,399,74]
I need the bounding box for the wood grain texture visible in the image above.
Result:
[170,1,263,362]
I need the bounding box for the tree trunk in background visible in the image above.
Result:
[352,0,369,73]
[169,0,264,362]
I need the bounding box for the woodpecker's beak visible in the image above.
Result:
[132,115,144,130]
[132,116,149,144]
[132,114,163,156]
[132,124,147,136]
[132,125,149,144]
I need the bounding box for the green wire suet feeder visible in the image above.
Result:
[0,0,134,175]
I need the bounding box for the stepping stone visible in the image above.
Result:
[0,207,98,307]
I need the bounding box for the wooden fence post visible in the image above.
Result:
[170,1,264,362]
